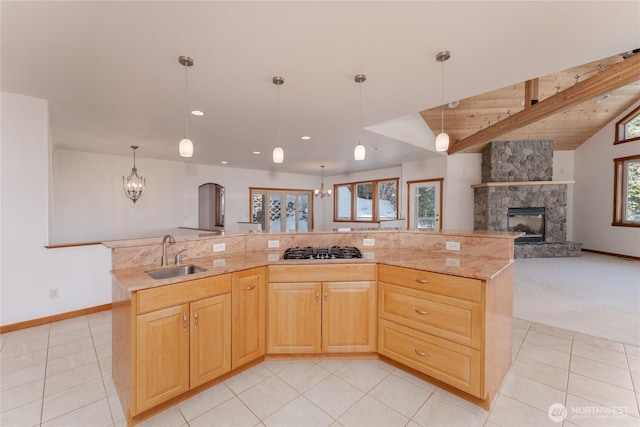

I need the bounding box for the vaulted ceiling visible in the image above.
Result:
[2,1,639,176]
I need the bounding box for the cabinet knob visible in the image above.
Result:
[412,308,431,315]
[413,277,431,284]
[412,348,430,357]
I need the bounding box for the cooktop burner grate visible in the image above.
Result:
[283,246,362,260]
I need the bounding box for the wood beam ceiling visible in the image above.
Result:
[448,53,640,154]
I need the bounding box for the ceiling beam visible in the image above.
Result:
[448,53,640,154]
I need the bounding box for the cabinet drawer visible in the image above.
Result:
[378,283,481,349]
[269,263,376,283]
[378,319,482,397]
[137,274,232,314]
[378,264,481,302]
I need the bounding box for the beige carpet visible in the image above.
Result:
[513,252,640,346]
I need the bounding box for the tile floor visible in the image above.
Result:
[1,311,639,427]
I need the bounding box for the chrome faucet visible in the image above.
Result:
[161,234,176,266]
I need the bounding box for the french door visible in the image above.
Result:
[407,179,443,231]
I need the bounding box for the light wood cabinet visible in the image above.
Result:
[232,267,266,368]
[377,263,512,409]
[267,264,377,354]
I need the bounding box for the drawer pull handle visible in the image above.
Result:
[412,348,430,357]
[243,285,257,291]
[413,308,430,315]
[413,277,431,284]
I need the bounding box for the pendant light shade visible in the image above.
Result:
[179,56,194,158]
[272,76,285,163]
[354,74,366,160]
[123,146,145,204]
[435,51,451,152]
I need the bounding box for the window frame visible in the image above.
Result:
[249,187,314,232]
[614,105,640,145]
[333,177,399,223]
[612,154,640,227]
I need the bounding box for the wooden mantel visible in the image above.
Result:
[471,180,575,188]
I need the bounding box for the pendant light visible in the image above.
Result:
[314,165,332,197]
[272,76,285,163]
[435,51,451,152]
[354,74,366,161]
[123,146,145,203]
[178,55,194,157]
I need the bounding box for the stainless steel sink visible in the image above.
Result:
[146,265,206,280]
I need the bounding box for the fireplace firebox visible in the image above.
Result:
[508,207,545,243]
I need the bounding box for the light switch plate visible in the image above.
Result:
[445,241,461,251]
[363,238,375,247]
[213,243,226,252]
[268,240,280,248]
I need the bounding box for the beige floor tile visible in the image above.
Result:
[304,374,364,419]
[368,373,432,418]
[500,372,566,412]
[264,395,334,427]
[224,364,273,394]
[45,348,98,376]
[572,341,629,369]
[41,398,113,427]
[0,378,44,412]
[0,362,45,391]
[137,406,187,427]
[568,373,639,417]
[178,382,234,421]
[334,360,390,392]
[277,360,331,393]
[530,323,574,340]
[190,397,260,426]
[573,332,625,353]
[570,355,634,390]
[0,348,47,374]
[41,378,106,423]
[239,375,298,420]
[518,341,571,370]
[44,360,102,396]
[564,393,640,427]
[0,398,42,427]
[525,330,572,353]
[487,394,557,427]
[337,395,408,427]
[412,394,485,427]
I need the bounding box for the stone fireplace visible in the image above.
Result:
[473,140,581,258]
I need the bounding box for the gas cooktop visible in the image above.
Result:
[282,246,362,260]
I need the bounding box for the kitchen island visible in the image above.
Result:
[108,229,517,425]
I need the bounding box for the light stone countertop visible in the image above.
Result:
[111,248,513,293]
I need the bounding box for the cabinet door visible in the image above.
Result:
[267,282,322,353]
[190,293,231,388]
[136,304,189,413]
[322,281,377,353]
[232,267,266,368]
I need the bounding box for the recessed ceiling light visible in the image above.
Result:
[191,110,205,116]
[301,136,311,140]
[253,151,261,154]
[220,161,228,164]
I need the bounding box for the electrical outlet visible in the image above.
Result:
[268,240,280,248]
[445,241,461,251]
[50,288,59,299]
[363,238,375,247]
[213,243,226,252]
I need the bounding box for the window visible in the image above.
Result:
[615,105,640,145]
[250,188,313,232]
[613,155,640,227]
[334,178,398,222]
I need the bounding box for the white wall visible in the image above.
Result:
[574,102,640,257]
[1,93,112,325]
